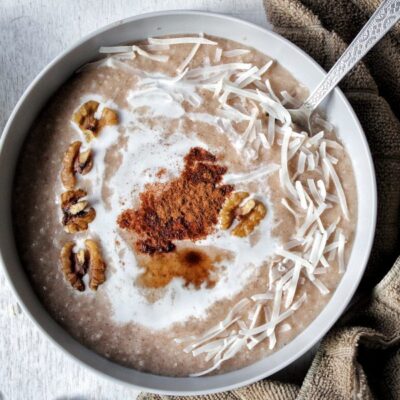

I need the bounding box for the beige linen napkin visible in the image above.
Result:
[140,1,400,398]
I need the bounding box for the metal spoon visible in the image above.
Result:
[289,0,400,133]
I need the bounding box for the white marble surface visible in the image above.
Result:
[0,2,312,399]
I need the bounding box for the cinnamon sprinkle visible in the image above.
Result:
[117,147,233,254]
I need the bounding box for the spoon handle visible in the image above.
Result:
[304,0,400,112]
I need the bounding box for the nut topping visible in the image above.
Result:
[75,248,88,276]
[232,201,267,237]
[236,199,256,217]
[60,241,85,291]
[68,200,88,215]
[61,189,96,233]
[72,100,118,142]
[75,149,93,175]
[85,239,106,291]
[219,192,267,237]
[219,191,249,229]
[61,141,93,189]
[60,240,105,291]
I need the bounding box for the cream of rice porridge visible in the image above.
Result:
[13,35,357,376]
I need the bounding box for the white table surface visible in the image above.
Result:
[0,2,313,399]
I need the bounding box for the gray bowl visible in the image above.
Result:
[0,11,376,395]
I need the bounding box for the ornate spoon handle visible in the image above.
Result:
[304,0,400,112]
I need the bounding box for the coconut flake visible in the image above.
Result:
[337,230,346,273]
[192,338,226,356]
[324,139,343,150]
[295,181,308,209]
[307,154,316,171]
[148,36,218,46]
[284,261,302,308]
[308,230,322,267]
[317,179,327,201]
[297,203,327,239]
[283,239,303,250]
[258,132,270,149]
[276,249,313,270]
[214,47,222,63]
[240,60,275,89]
[249,304,263,330]
[320,255,330,268]
[327,153,339,165]
[326,193,339,203]
[253,80,268,91]
[306,130,324,147]
[267,115,276,145]
[327,229,341,261]
[187,63,252,79]
[130,45,169,62]
[315,232,328,266]
[307,179,323,205]
[257,286,282,337]
[251,292,274,302]
[258,60,274,77]
[240,294,307,337]
[265,79,281,103]
[322,157,349,220]
[223,49,251,57]
[297,151,307,175]
[280,128,298,199]
[213,74,227,98]
[143,44,170,51]
[288,137,305,160]
[280,91,302,108]
[181,298,250,354]
[311,277,330,295]
[177,42,201,73]
[238,108,258,149]
[235,66,260,86]
[315,115,333,132]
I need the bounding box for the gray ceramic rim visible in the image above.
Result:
[0,10,376,395]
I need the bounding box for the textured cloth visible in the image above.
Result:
[140,1,400,398]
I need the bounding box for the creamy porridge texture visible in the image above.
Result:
[13,35,357,376]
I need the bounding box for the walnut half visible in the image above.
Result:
[85,239,106,291]
[61,141,93,189]
[219,191,249,229]
[72,100,118,142]
[232,201,267,237]
[60,240,106,291]
[60,242,87,291]
[61,189,96,233]
[219,192,267,237]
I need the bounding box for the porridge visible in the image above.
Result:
[13,34,357,377]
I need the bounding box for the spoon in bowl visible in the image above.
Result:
[289,0,400,133]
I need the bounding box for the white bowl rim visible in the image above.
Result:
[0,10,377,396]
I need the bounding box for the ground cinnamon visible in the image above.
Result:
[117,147,233,254]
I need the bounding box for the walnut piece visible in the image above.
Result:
[236,199,256,217]
[75,149,93,175]
[219,191,249,229]
[60,240,105,291]
[60,241,86,291]
[61,141,93,189]
[85,239,106,291]
[72,100,118,142]
[232,201,267,237]
[61,189,96,233]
